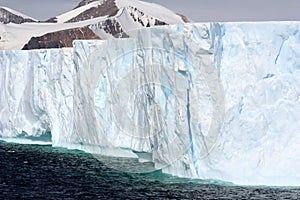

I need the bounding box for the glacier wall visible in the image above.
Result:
[72,22,300,186]
[216,22,300,186]
[1,22,300,186]
[0,49,74,146]
[72,24,225,177]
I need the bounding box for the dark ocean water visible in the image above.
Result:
[0,141,299,199]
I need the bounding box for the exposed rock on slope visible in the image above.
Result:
[0,7,36,24]
[22,27,100,50]
[0,0,190,50]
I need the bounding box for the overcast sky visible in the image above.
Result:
[0,0,299,22]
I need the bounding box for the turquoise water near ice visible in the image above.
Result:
[0,141,299,199]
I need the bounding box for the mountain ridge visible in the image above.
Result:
[0,7,37,24]
[0,0,190,50]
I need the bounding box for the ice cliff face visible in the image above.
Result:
[0,49,74,145]
[72,24,225,177]
[1,22,300,186]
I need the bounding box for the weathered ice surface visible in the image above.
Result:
[0,22,300,186]
[0,49,74,146]
[73,26,224,169]
[73,22,300,186]
[217,22,300,186]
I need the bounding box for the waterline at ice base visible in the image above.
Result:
[1,22,300,186]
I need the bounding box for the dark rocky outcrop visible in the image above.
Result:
[0,7,36,24]
[45,17,58,23]
[74,0,99,9]
[67,0,119,23]
[177,13,191,23]
[22,27,100,50]
[45,0,118,23]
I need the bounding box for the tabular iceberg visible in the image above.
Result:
[1,22,300,186]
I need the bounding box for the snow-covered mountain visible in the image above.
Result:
[47,0,119,23]
[0,7,37,24]
[0,0,189,50]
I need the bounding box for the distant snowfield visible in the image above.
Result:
[0,16,107,49]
